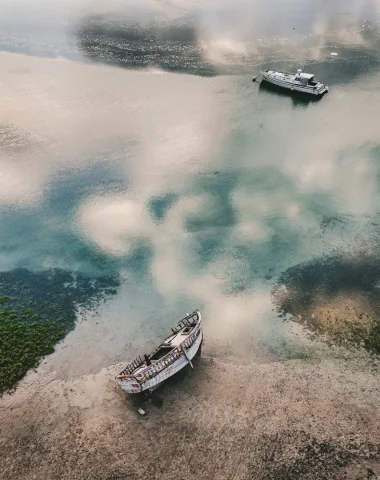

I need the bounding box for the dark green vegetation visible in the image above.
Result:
[272,253,380,354]
[0,268,119,395]
[0,297,66,395]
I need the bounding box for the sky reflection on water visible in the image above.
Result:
[1,0,380,373]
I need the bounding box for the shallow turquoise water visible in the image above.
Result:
[1,0,380,373]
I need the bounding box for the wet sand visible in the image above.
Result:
[2,351,380,480]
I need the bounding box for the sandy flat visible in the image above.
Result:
[2,351,380,480]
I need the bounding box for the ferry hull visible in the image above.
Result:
[260,71,328,97]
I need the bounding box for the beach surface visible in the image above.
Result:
[2,352,380,480]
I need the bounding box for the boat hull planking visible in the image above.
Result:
[117,311,203,394]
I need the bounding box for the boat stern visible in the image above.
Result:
[315,83,329,96]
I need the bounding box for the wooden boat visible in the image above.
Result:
[254,68,329,97]
[116,310,203,394]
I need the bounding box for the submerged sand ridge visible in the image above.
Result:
[1,354,380,480]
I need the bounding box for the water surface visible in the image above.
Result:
[1,0,380,377]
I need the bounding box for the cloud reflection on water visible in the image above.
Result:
[1,0,380,365]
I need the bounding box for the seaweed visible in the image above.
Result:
[0,297,66,395]
[0,268,120,395]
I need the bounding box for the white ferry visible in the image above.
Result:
[116,310,203,395]
[254,68,329,97]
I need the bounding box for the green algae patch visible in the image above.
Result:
[0,298,66,395]
[0,268,119,395]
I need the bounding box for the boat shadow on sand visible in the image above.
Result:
[258,80,327,107]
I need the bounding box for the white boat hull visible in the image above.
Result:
[138,332,202,392]
[260,70,328,97]
[116,310,203,394]
[119,332,202,393]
